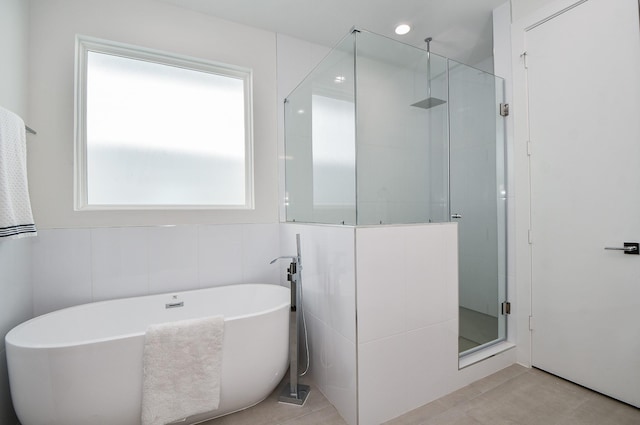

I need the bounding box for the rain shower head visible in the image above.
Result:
[411,97,446,109]
[411,37,447,110]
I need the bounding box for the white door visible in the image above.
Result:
[527,0,640,407]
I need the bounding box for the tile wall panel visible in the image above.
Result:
[280,223,357,425]
[32,229,92,316]
[31,224,281,316]
[91,227,149,301]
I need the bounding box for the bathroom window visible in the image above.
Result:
[74,36,254,209]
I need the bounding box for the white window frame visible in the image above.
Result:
[74,35,254,210]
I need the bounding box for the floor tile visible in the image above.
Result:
[195,366,640,425]
[198,378,343,425]
[382,400,448,425]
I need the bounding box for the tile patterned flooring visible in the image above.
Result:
[199,376,344,425]
[201,365,640,425]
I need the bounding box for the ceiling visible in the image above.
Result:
[157,0,508,66]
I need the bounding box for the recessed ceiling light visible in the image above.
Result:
[395,24,411,35]
[334,75,346,83]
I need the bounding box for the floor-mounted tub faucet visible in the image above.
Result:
[269,234,310,405]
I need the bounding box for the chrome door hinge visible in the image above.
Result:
[501,301,511,315]
[500,103,510,117]
[528,229,533,244]
[527,140,532,156]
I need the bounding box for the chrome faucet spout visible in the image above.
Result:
[270,255,298,265]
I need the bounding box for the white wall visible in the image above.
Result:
[31,224,280,316]
[27,0,278,229]
[511,0,564,21]
[0,0,34,423]
[0,0,29,116]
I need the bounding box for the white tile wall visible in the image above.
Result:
[0,237,32,348]
[356,226,406,343]
[356,223,516,424]
[0,239,32,425]
[405,226,457,330]
[197,224,244,286]
[148,225,199,294]
[0,234,33,425]
[323,330,357,424]
[91,227,149,301]
[280,223,357,425]
[31,224,281,316]
[358,333,408,424]
[32,228,93,316]
[241,223,281,283]
[404,322,459,407]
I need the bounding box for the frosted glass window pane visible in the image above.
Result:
[85,50,248,206]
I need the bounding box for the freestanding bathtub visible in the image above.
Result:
[5,283,290,425]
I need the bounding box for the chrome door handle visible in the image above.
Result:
[451,213,462,219]
[604,242,639,255]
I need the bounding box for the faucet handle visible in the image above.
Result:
[287,262,297,275]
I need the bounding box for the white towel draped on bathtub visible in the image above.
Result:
[0,106,36,239]
[141,315,225,425]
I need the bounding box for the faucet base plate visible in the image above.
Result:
[278,384,310,406]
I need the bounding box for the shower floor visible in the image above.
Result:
[459,306,498,353]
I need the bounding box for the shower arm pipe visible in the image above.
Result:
[426,37,433,99]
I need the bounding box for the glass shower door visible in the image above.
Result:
[448,60,507,355]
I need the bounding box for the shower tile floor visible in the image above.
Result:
[200,365,640,425]
[458,307,498,353]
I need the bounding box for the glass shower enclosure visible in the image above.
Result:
[284,28,506,356]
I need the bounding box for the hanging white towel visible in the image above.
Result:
[141,315,225,425]
[0,106,36,239]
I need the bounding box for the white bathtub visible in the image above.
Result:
[5,283,290,425]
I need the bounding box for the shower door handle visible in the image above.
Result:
[451,213,462,219]
[604,242,639,254]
